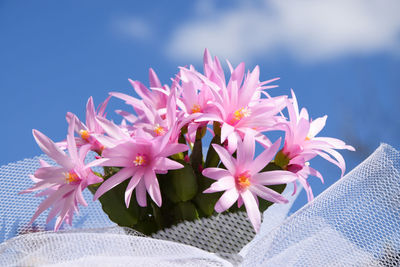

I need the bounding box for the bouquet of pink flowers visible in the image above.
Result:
[22,50,354,235]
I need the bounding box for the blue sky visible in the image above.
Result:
[1,0,399,207]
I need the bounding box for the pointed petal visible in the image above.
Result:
[241,189,261,232]
[109,92,144,111]
[78,144,91,163]
[227,131,238,154]
[96,116,129,140]
[249,138,281,175]
[202,167,232,180]
[29,185,71,225]
[212,144,236,174]
[97,157,134,167]
[135,179,147,207]
[317,148,346,176]
[157,143,188,157]
[214,188,239,213]
[75,184,88,207]
[250,184,289,204]
[252,170,297,185]
[154,158,184,172]
[221,123,235,143]
[125,170,143,208]
[237,131,255,166]
[34,166,65,179]
[149,68,162,88]
[33,129,73,170]
[94,167,134,200]
[203,177,235,193]
[86,97,96,131]
[144,170,162,207]
[308,115,327,138]
[67,115,78,162]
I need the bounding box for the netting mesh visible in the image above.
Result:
[242,143,400,266]
[0,153,115,242]
[0,144,399,266]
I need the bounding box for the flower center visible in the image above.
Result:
[230,107,251,124]
[133,154,148,166]
[65,171,80,184]
[305,136,311,141]
[236,171,251,191]
[154,124,166,136]
[191,104,201,114]
[80,130,90,142]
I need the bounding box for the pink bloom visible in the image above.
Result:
[280,90,355,200]
[110,68,171,119]
[192,50,286,153]
[22,119,104,230]
[61,96,110,153]
[202,133,297,232]
[177,67,216,142]
[93,130,188,208]
[132,89,194,142]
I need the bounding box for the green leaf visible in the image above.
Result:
[172,201,199,221]
[274,149,290,168]
[89,178,140,227]
[205,134,221,168]
[190,130,203,175]
[159,160,198,202]
[193,174,221,216]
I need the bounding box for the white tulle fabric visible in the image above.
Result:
[0,144,399,266]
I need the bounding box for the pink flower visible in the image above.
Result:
[22,119,104,230]
[279,90,355,200]
[61,96,110,153]
[202,133,297,232]
[192,50,286,153]
[93,130,188,208]
[110,68,171,119]
[131,89,194,142]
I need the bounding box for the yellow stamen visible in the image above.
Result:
[134,154,147,166]
[65,171,79,184]
[236,171,251,191]
[191,104,201,114]
[231,107,251,124]
[80,130,90,142]
[154,124,166,136]
[305,136,311,141]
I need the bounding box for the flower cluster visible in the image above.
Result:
[24,49,354,233]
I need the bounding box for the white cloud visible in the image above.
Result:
[113,17,153,41]
[166,0,400,64]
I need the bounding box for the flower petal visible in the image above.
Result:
[135,179,147,207]
[67,116,78,162]
[237,131,255,167]
[144,170,162,207]
[241,189,261,233]
[33,129,73,170]
[249,138,281,175]
[202,167,232,180]
[211,144,236,174]
[214,188,239,213]
[308,115,327,138]
[250,184,288,204]
[252,170,297,185]
[154,158,183,172]
[96,116,129,140]
[203,177,235,193]
[94,167,135,200]
[125,169,143,208]
[221,123,235,144]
